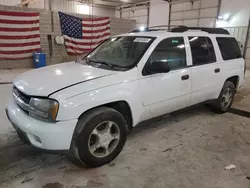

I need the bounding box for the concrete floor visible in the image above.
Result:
[0,71,250,188]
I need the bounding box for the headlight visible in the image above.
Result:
[29,98,59,122]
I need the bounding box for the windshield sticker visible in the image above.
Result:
[134,38,151,43]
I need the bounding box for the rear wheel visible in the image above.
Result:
[71,107,127,167]
[212,81,235,114]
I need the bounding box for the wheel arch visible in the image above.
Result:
[77,100,133,133]
[225,75,239,89]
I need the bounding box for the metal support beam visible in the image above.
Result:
[146,2,150,27]
[168,2,172,30]
[243,18,250,58]
[215,0,222,27]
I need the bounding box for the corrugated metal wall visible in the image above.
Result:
[170,0,219,27]
[121,4,149,28]
[49,0,115,17]
[0,0,115,17]
[0,0,20,6]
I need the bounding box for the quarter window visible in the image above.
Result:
[147,37,187,71]
[216,37,242,60]
[189,37,216,65]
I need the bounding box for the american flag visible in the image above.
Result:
[0,11,41,60]
[58,12,110,55]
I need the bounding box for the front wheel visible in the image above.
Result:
[71,107,127,167]
[212,81,235,114]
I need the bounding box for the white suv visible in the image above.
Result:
[6,27,245,167]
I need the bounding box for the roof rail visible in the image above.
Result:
[130,25,179,33]
[130,25,230,35]
[171,26,230,35]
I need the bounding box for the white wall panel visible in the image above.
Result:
[122,11,130,18]
[115,10,120,18]
[172,1,200,12]
[200,7,218,18]
[184,19,199,27]
[135,16,147,23]
[192,1,201,9]
[149,0,169,27]
[172,3,184,12]
[201,0,219,8]
[217,0,250,27]
[184,10,199,19]
[199,18,216,27]
[170,20,184,26]
[0,0,19,6]
[134,9,147,16]
[171,12,184,20]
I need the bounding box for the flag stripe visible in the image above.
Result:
[0,41,40,47]
[0,10,41,59]
[0,38,40,44]
[0,15,39,21]
[65,38,106,46]
[64,35,109,43]
[0,34,40,39]
[82,20,110,25]
[0,23,39,28]
[82,25,110,31]
[82,21,110,27]
[81,31,110,37]
[65,43,98,50]
[0,27,39,32]
[59,12,110,55]
[82,32,110,40]
[82,17,109,21]
[0,19,39,24]
[0,11,39,17]
[0,30,39,36]
[83,27,110,33]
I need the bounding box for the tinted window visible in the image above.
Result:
[189,37,216,65]
[216,37,242,60]
[148,37,187,71]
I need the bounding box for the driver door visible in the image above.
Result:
[139,37,192,121]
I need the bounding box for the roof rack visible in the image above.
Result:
[130,25,230,35]
[131,25,180,32]
[171,26,230,35]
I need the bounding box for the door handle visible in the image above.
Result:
[214,68,220,73]
[181,75,189,80]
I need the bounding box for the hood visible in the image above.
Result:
[13,62,115,96]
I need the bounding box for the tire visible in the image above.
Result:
[70,107,127,167]
[212,81,236,114]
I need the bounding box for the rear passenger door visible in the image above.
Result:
[187,36,220,106]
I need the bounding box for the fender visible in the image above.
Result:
[51,80,144,127]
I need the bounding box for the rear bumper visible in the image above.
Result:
[6,98,78,151]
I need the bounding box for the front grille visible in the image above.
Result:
[13,87,31,104]
[13,87,31,114]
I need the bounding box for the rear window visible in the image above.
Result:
[216,37,242,60]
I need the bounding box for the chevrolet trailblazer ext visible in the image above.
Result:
[6,27,245,167]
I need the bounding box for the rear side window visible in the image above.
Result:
[189,37,216,66]
[216,37,242,60]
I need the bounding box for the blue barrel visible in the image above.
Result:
[33,52,46,68]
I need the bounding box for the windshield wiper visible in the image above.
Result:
[87,58,115,70]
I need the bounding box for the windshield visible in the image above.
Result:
[81,36,154,70]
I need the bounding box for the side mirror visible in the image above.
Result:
[149,61,170,74]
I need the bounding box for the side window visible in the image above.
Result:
[148,37,187,71]
[216,37,242,60]
[189,37,216,66]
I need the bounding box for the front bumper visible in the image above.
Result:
[6,98,78,150]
